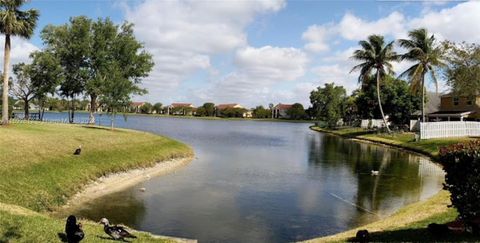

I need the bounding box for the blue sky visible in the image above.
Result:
[10,0,479,107]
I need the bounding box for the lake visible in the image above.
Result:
[45,112,444,242]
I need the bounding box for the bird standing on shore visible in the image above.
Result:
[99,218,137,241]
[73,145,82,155]
[65,215,84,243]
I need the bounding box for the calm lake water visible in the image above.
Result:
[44,112,444,242]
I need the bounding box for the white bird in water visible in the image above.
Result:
[371,170,379,176]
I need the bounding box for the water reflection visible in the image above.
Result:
[48,112,444,243]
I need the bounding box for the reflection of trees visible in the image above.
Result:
[307,134,425,227]
[72,189,146,227]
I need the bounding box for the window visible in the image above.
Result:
[467,96,474,106]
[453,97,459,106]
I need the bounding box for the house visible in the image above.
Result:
[273,103,293,119]
[215,103,248,117]
[168,103,195,115]
[428,93,480,121]
[130,102,146,113]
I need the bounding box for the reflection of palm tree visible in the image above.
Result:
[370,150,391,210]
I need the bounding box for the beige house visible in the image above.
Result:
[273,103,293,119]
[130,102,146,113]
[428,93,480,121]
[215,103,248,117]
[167,103,195,115]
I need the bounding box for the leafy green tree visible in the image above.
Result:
[29,51,63,120]
[398,28,444,122]
[41,16,92,123]
[196,106,206,116]
[220,108,246,118]
[287,103,306,120]
[0,0,39,125]
[140,102,153,114]
[253,105,270,118]
[343,92,359,126]
[203,103,215,116]
[351,35,399,133]
[310,83,347,128]
[355,75,421,126]
[11,63,34,119]
[443,41,480,96]
[153,102,163,114]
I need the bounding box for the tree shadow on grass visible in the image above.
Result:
[0,226,21,243]
[347,228,480,242]
[80,125,127,133]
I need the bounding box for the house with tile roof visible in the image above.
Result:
[273,103,293,119]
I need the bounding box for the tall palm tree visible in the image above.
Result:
[0,0,38,125]
[398,28,444,123]
[351,35,398,133]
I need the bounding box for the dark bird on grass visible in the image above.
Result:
[100,218,137,241]
[73,145,82,155]
[355,229,369,242]
[65,215,84,243]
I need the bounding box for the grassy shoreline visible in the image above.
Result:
[0,122,194,242]
[306,126,478,242]
[31,110,315,123]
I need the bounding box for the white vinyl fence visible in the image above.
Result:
[360,119,387,128]
[420,121,480,139]
[410,120,420,132]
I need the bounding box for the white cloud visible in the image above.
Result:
[304,1,480,95]
[409,1,480,43]
[0,36,39,68]
[206,46,308,106]
[124,0,285,97]
[338,11,407,40]
[302,24,334,53]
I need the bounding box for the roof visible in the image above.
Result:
[170,103,193,108]
[216,103,242,110]
[131,102,145,106]
[428,110,475,117]
[274,103,293,110]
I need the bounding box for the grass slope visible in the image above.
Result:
[307,126,479,242]
[0,122,193,242]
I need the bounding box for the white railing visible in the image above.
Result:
[420,121,480,139]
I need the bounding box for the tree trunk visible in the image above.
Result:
[24,99,29,120]
[2,34,11,125]
[376,71,391,133]
[69,98,75,123]
[421,75,426,123]
[110,110,115,130]
[89,94,97,124]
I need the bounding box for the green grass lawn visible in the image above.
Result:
[308,126,479,242]
[0,122,193,242]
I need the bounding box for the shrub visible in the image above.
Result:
[439,140,480,220]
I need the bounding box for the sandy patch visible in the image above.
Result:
[63,156,194,209]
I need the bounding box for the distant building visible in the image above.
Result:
[168,103,195,115]
[215,103,248,117]
[428,93,480,121]
[273,103,293,119]
[130,102,146,113]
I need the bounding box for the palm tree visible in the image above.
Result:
[398,28,444,122]
[0,0,39,125]
[351,35,398,133]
